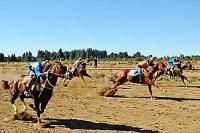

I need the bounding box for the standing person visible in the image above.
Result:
[93,57,97,68]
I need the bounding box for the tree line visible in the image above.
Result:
[0,48,199,62]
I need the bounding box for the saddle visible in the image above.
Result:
[128,70,143,83]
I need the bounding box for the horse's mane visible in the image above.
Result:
[42,61,64,73]
[43,62,53,72]
[155,61,166,70]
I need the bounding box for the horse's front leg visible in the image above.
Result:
[147,84,154,99]
[63,78,68,87]
[85,73,94,81]
[180,75,188,88]
[34,98,41,124]
[10,91,19,116]
[35,101,48,124]
[80,76,87,86]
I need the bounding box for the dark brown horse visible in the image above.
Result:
[181,61,195,70]
[1,61,67,124]
[166,61,193,87]
[63,62,93,86]
[99,61,166,99]
[167,66,191,87]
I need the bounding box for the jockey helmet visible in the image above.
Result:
[28,65,32,70]
[150,57,155,61]
[78,58,83,61]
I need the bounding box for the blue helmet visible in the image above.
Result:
[28,65,32,70]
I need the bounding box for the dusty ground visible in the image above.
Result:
[0,67,200,133]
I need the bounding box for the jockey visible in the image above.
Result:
[133,57,155,82]
[71,58,84,76]
[65,65,73,80]
[24,61,47,98]
[167,56,180,76]
[93,57,97,68]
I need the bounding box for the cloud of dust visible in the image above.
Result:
[0,68,27,81]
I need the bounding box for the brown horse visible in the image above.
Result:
[1,61,67,124]
[181,61,195,70]
[166,66,191,87]
[166,61,193,87]
[99,61,166,99]
[63,62,93,86]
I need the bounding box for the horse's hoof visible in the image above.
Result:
[37,118,42,124]
[13,113,18,120]
[64,84,68,87]
[151,97,156,100]
[14,111,18,115]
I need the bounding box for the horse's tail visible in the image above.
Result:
[1,80,10,89]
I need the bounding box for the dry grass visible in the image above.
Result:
[1,61,200,132]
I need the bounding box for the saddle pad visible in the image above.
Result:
[128,70,135,77]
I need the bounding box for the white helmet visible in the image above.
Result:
[78,58,83,61]
[150,57,155,61]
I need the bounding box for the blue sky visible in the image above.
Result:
[0,0,200,57]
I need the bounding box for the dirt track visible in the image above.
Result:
[0,68,200,133]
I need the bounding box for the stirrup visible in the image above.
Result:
[24,90,31,98]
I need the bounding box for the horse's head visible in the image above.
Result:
[181,61,195,70]
[144,61,166,80]
[50,61,67,77]
[42,61,67,89]
[43,61,67,77]
[154,61,167,75]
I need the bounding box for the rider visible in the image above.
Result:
[167,56,180,76]
[93,57,97,68]
[71,58,84,76]
[133,57,155,82]
[65,65,73,80]
[24,60,47,98]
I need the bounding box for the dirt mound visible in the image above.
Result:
[14,112,35,121]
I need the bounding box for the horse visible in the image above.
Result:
[1,61,67,124]
[166,61,193,87]
[63,61,93,86]
[181,61,195,70]
[99,61,166,99]
[166,65,191,87]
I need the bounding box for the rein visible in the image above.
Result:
[43,71,64,90]
[49,72,65,78]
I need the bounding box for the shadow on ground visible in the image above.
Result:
[43,118,159,133]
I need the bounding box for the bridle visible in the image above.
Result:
[42,62,66,90]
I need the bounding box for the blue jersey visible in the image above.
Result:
[28,62,43,77]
